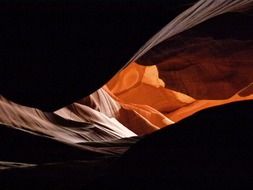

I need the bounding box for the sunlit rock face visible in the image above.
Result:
[105,62,253,134]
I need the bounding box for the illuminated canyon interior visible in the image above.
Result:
[0,0,253,189]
